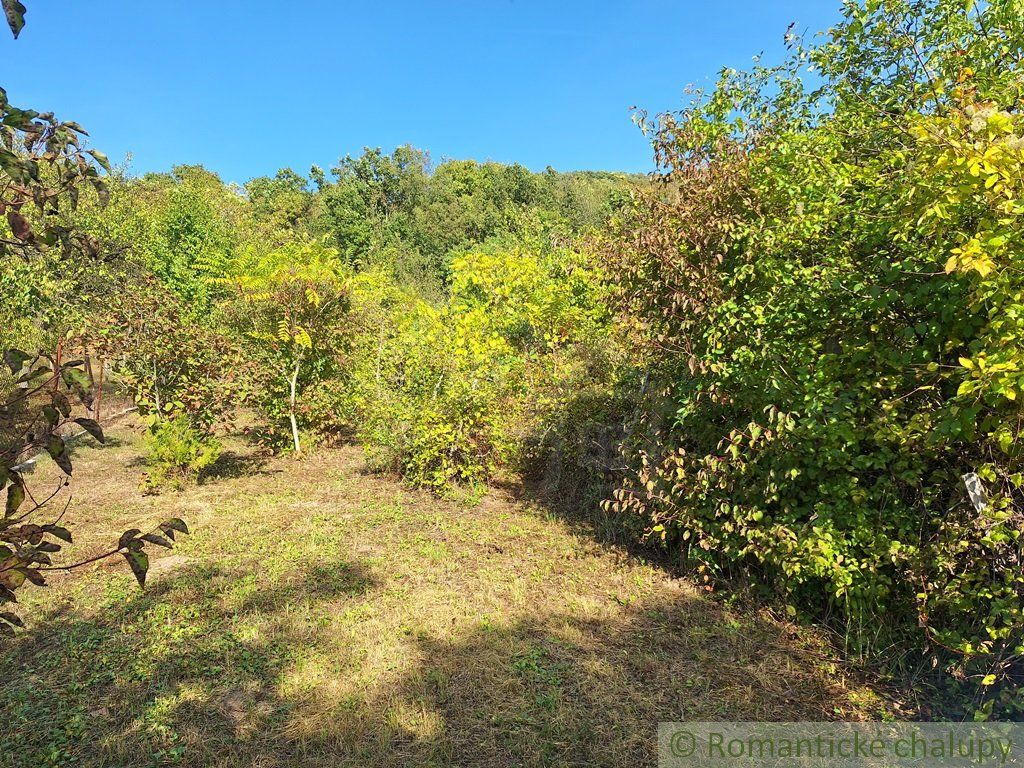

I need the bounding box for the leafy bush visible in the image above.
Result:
[218,239,352,453]
[142,415,222,490]
[347,242,613,488]
[606,0,1024,716]
[348,283,499,487]
[83,278,241,431]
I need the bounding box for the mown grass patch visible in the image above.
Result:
[1,423,891,767]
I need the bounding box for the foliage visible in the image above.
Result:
[0,4,188,619]
[142,414,222,491]
[0,76,110,353]
[347,241,613,488]
[245,167,314,235]
[311,146,637,294]
[80,277,240,431]
[607,0,1024,716]
[218,239,352,453]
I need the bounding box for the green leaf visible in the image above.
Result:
[41,405,59,426]
[20,567,45,586]
[161,518,189,536]
[87,149,110,172]
[2,0,26,39]
[3,348,30,375]
[123,549,149,587]
[118,529,141,550]
[141,533,173,549]
[45,435,72,475]
[5,480,24,517]
[74,418,105,444]
[42,524,72,543]
[60,366,93,408]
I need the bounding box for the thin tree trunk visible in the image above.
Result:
[95,359,105,422]
[84,354,94,415]
[153,359,161,416]
[288,358,302,454]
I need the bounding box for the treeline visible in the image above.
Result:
[108,150,634,301]
[1,146,636,481]
[2,0,1023,720]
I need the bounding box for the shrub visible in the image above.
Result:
[142,415,222,490]
[218,239,352,454]
[346,243,613,489]
[606,0,1024,716]
[82,278,242,432]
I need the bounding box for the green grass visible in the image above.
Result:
[1,421,890,767]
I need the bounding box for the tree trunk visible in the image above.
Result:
[153,359,161,417]
[288,358,302,454]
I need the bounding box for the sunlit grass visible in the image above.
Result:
[0,421,889,767]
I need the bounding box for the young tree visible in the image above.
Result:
[219,240,351,454]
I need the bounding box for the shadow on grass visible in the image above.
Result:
[497,389,670,571]
[122,448,278,485]
[0,559,377,767]
[366,601,848,767]
[0,563,852,768]
[202,449,277,481]
[16,434,128,477]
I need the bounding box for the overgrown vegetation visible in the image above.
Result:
[3,0,1023,727]
[603,0,1024,718]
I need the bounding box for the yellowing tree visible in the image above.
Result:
[219,240,351,453]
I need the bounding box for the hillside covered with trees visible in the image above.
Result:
[2,0,1024,763]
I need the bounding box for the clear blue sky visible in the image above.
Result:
[0,1,841,183]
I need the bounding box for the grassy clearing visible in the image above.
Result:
[2,420,891,767]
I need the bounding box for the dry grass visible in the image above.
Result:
[1,420,891,767]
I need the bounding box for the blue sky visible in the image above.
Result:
[0,1,841,183]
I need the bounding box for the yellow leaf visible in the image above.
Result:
[973,257,995,277]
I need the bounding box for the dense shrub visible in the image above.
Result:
[606,0,1024,716]
[346,241,613,488]
[142,414,222,491]
[83,279,241,430]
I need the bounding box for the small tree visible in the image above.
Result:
[78,278,242,487]
[219,239,350,454]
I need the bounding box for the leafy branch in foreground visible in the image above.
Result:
[0,350,190,631]
[1,0,25,40]
[0,2,188,627]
